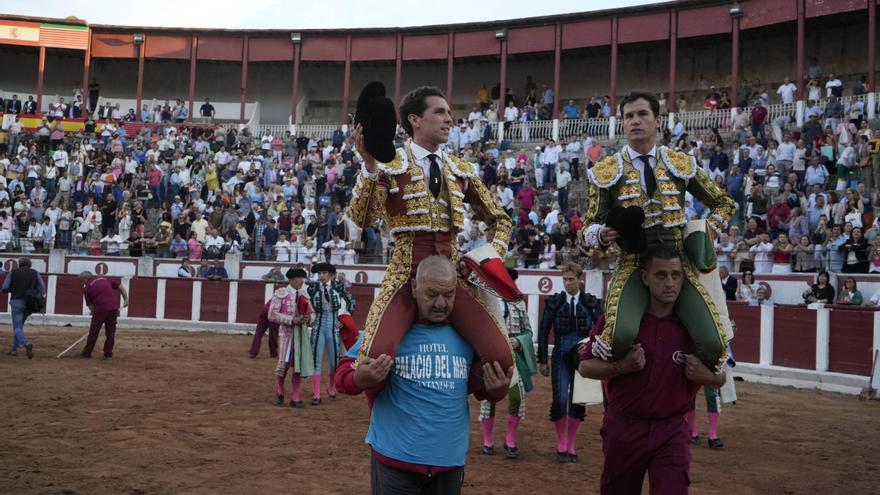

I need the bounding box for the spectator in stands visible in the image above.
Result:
[803,270,834,303]
[200,98,215,119]
[836,277,863,305]
[736,269,759,303]
[840,226,869,273]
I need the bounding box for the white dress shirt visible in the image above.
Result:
[626,145,658,193]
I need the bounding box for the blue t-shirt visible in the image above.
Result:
[347,324,474,467]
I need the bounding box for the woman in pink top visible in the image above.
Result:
[187,232,203,261]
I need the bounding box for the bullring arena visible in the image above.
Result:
[2,0,880,493]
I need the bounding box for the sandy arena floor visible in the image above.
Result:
[1,326,878,494]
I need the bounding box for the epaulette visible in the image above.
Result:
[660,147,697,181]
[446,153,477,178]
[377,148,408,175]
[587,155,623,189]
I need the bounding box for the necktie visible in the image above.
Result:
[639,155,657,197]
[570,296,577,333]
[503,301,509,320]
[323,285,331,303]
[427,154,442,198]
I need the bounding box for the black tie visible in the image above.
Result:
[323,285,331,302]
[427,154,442,198]
[503,301,509,320]
[639,155,657,197]
[570,296,577,332]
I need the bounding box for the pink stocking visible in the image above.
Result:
[275,375,285,396]
[686,410,698,437]
[565,417,580,455]
[481,418,494,448]
[328,370,337,397]
[505,415,520,448]
[554,419,567,453]
[708,412,720,440]
[311,374,321,400]
[291,374,302,402]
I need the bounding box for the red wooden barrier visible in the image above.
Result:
[729,303,760,363]
[55,276,84,315]
[200,281,229,322]
[236,281,269,325]
[164,279,194,320]
[773,305,816,370]
[128,277,158,318]
[828,308,875,376]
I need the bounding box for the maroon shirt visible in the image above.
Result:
[84,277,121,313]
[585,313,700,419]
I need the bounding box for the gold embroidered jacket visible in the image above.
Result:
[349,145,511,257]
[580,146,736,248]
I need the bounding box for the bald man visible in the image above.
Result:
[336,255,512,495]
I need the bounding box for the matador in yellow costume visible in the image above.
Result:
[348,84,515,375]
[580,91,737,369]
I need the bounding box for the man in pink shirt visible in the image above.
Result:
[578,245,726,494]
[78,271,129,359]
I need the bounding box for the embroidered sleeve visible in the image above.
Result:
[687,168,736,235]
[349,170,388,229]
[462,174,512,257]
[267,293,293,326]
[579,178,612,248]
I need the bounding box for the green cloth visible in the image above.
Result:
[514,333,537,392]
[684,230,717,272]
[292,322,315,377]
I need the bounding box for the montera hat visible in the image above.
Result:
[311,262,336,274]
[286,268,307,279]
[354,81,397,163]
[605,205,648,255]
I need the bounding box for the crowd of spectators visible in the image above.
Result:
[0,62,877,281]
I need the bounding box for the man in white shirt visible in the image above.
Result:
[825,74,843,97]
[275,233,293,262]
[322,234,347,265]
[204,229,225,258]
[504,101,519,123]
[190,213,210,242]
[52,145,69,170]
[541,139,561,186]
[101,228,124,255]
[467,106,483,125]
[749,233,774,274]
[775,133,796,173]
[498,184,514,213]
[776,78,797,105]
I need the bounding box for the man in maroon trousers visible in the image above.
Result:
[578,245,726,495]
[78,271,128,360]
[248,300,279,358]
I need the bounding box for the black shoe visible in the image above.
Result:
[25,344,33,359]
[289,400,305,408]
[567,453,578,463]
[274,395,284,406]
[249,354,257,359]
[311,398,321,406]
[329,394,338,401]
[708,438,725,449]
[79,354,91,359]
[502,444,519,459]
[482,446,495,456]
[103,356,112,361]
[7,351,16,356]
[691,435,700,445]
[556,451,569,463]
